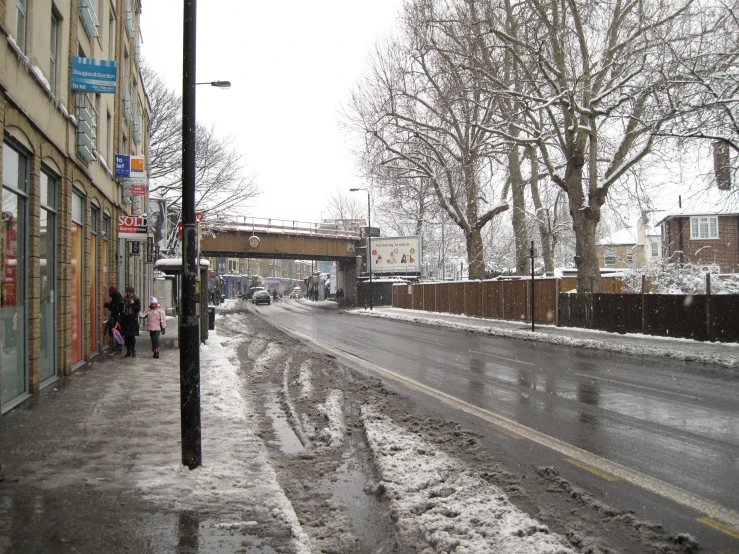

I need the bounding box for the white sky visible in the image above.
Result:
[141,1,404,223]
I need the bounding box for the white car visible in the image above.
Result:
[289,287,302,299]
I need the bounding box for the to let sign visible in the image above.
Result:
[118,215,148,240]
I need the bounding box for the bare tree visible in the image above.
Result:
[475,0,713,291]
[142,62,260,251]
[324,188,366,223]
[347,0,509,280]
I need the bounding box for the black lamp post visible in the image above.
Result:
[350,187,372,310]
[180,0,201,470]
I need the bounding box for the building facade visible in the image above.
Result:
[1,0,151,413]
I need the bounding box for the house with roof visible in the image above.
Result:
[598,216,663,268]
[655,187,739,274]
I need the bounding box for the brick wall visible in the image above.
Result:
[663,216,739,273]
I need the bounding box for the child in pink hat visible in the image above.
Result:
[143,296,167,358]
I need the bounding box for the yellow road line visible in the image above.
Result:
[489,422,523,440]
[270,322,739,532]
[564,457,620,481]
[697,517,739,540]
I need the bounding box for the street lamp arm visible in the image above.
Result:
[195,81,232,88]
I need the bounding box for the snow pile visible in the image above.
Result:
[297,359,314,400]
[317,389,345,450]
[133,328,314,554]
[361,405,573,554]
[251,341,283,374]
[355,310,738,369]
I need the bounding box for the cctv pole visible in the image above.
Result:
[180,0,202,469]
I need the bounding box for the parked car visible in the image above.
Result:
[289,287,302,299]
[245,286,265,300]
[252,290,272,305]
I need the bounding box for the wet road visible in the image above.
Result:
[257,299,739,548]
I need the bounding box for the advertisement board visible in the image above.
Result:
[118,215,148,240]
[368,236,421,274]
[71,57,117,93]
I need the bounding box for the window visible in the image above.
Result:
[79,0,99,39]
[604,252,616,266]
[626,252,633,264]
[651,241,659,257]
[71,191,85,365]
[2,141,29,408]
[125,0,134,38]
[690,216,718,239]
[75,93,98,163]
[16,0,27,53]
[50,12,59,94]
[39,169,57,383]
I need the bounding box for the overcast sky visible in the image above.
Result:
[142,1,404,223]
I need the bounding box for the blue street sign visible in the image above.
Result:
[71,57,117,94]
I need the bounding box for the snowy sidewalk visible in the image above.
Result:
[0,327,309,553]
[347,306,739,369]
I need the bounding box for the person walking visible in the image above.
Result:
[120,285,141,357]
[142,297,166,358]
[104,285,124,353]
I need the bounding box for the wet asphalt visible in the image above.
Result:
[263,300,739,552]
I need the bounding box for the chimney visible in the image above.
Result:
[713,141,732,191]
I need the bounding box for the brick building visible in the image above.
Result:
[656,189,739,273]
[1,0,151,413]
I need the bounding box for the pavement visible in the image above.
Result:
[0,302,736,553]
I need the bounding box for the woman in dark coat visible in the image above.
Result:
[104,285,124,352]
[120,285,141,357]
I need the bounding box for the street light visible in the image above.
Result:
[196,80,231,88]
[350,187,373,310]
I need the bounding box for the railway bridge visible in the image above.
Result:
[200,217,362,299]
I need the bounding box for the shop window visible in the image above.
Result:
[1,141,28,409]
[39,169,57,383]
[71,191,85,365]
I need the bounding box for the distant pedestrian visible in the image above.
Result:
[120,285,141,357]
[104,285,124,353]
[143,297,166,359]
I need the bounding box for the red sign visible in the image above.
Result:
[118,215,148,239]
[177,214,204,237]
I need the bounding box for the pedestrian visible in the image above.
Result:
[120,285,141,357]
[142,296,166,358]
[104,285,124,353]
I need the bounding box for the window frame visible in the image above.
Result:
[16,0,28,53]
[690,216,719,240]
[50,11,59,94]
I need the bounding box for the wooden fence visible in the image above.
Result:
[393,280,739,343]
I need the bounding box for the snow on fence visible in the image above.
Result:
[394,279,739,343]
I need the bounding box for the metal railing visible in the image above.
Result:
[211,216,361,239]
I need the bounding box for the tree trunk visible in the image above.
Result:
[510,145,529,275]
[466,228,486,280]
[564,149,603,293]
[528,148,554,275]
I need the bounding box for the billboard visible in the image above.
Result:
[368,236,421,274]
[71,57,117,93]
